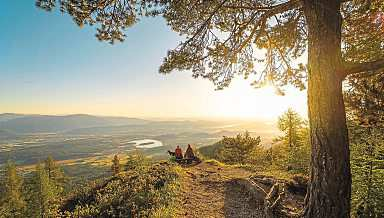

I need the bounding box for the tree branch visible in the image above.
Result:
[230,0,302,57]
[342,59,384,78]
[223,0,302,12]
[180,0,301,55]
[181,0,228,48]
[264,0,302,14]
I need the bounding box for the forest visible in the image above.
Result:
[1,106,383,217]
[1,0,384,217]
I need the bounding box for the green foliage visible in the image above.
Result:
[35,0,166,44]
[344,39,384,217]
[275,109,310,173]
[200,124,309,174]
[35,0,309,90]
[36,0,383,92]
[0,154,179,217]
[44,156,66,188]
[27,162,62,217]
[125,151,150,172]
[345,70,384,132]
[61,160,180,217]
[277,108,305,147]
[349,123,384,217]
[342,0,384,66]
[0,161,26,218]
[35,1,384,215]
[198,142,221,160]
[204,131,262,165]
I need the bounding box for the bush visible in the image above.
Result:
[199,131,263,165]
[60,160,180,217]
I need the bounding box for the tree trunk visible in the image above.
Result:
[303,0,351,217]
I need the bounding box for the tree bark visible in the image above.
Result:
[303,0,351,217]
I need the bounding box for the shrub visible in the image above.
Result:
[60,160,180,217]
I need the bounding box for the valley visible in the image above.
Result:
[0,113,279,179]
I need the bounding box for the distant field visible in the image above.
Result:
[0,114,279,181]
[0,132,220,166]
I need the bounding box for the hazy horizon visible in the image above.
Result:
[0,111,287,123]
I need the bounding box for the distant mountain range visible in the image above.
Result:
[0,113,277,138]
[0,113,148,134]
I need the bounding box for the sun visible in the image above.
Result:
[206,79,307,120]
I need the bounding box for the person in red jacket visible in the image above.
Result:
[175,145,183,160]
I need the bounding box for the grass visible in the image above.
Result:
[204,159,227,167]
[150,168,183,218]
[204,158,307,181]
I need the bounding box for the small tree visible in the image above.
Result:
[295,126,310,173]
[44,156,66,188]
[28,162,60,217]
[217,131,262,165]
[0,161,26,218]
[111,154,121,175]
[277,108,304,148]
[276,109,309,173]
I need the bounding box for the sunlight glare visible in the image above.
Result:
[206,79,308,120]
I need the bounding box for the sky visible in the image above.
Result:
[0,1,308,120]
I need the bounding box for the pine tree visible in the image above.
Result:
[111,154,121,175]
[44,156,65,188]
[28,162,60,217]
[346,79,384,217]
[278,108,304,148]
[277,108,308,172]
[349,125,384,217]
[0,161,26,218]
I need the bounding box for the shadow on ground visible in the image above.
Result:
[224,180,266,218]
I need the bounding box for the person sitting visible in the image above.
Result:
[184,144,196,160]
[175,145,183,160]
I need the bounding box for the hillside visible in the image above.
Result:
[59,160,305,217]
[60,161,180,217]
[0,114,148,134]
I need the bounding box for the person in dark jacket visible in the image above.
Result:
[184,144,196,160]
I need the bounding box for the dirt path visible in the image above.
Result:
[176,161,265,218]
